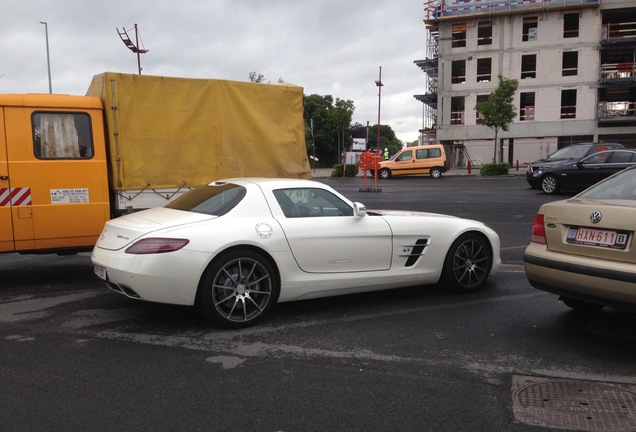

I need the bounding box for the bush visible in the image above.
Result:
[331,164,359,177]
[480,162,510,176]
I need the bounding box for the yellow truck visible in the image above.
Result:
[0,72,310,254]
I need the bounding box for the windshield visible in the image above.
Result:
[548,145,591,160]
[578,167,636,200]
[166,183,246,216]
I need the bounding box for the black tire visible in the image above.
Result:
[197,249,279,328]
[430,167,443,179]
[541,174,560,195]
[561,297,604,313]
[379,168,391,179]
[441,233,492,293]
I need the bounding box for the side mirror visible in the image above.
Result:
[353,202,367,217]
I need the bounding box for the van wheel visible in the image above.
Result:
[379,168,391,179]
[430,167,443,179]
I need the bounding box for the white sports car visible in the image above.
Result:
[92,178,501,328]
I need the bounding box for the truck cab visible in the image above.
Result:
[0,94,110,254]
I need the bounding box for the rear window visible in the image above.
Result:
[166,183,246,216]
[578,167,636,200]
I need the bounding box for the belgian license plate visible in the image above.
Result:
[567,227,629,249]
[94,264,107,280]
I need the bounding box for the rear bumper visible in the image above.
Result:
[523,242,636,310]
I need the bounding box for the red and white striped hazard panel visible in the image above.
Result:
[0,187,32,207]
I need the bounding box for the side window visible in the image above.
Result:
[416,149,428,159]
[609,151,634,163]
[429,148,442,158]
[274,188,353,218]
[32,112,94,159]
[582,153,609,165]
[396,151,413,162]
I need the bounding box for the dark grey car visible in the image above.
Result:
[526,149,636,194]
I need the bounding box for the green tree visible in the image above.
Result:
[475,75,518,163]
[367,124,401,155]
[248,71,284,83]
[303,94,355,166]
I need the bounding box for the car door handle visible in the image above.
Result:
[0,175,8,180]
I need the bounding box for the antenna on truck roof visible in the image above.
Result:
[117,23,148,75]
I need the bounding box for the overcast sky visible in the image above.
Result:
[1,0,428,143]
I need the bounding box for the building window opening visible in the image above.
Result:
[477,58,492,82]
[562,51,578,77]
[451,60,466,84]
[476,94,488,125]
[451,96,465,125]
[523,16,538,42]
[478,21,492,46]
[563,13,579,38]
[520,92,535,121]
[452,23,467,48]
[521,54,537,79]
[561,89,577,119]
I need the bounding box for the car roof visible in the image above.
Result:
[206,177,329,191]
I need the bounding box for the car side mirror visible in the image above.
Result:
[353,202,367,217]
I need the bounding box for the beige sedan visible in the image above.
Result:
[524,165,636,312]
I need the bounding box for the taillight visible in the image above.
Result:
[531,214,546,244]
[125,238,189,254]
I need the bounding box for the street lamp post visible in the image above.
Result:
[375,66,383,157]
[40,21,52,94]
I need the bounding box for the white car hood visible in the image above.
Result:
[96,207,216,251]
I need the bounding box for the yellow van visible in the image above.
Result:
[377,145,447,179]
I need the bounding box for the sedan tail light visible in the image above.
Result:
[531,214,546,244]
[125,238,190,254]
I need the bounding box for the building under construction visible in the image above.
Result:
[414,0,636,166]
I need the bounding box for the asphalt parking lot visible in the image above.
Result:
[2,175,635,432]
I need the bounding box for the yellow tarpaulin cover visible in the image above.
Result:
[86,72,310,190]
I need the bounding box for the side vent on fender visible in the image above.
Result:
[400,239,429,267]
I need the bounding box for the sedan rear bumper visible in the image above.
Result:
[523,242,636,310]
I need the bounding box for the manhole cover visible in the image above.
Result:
[512,375,636,431]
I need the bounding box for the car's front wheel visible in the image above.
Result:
[197,249,279,328]
[430,167,443,179]
[441,233,492,293]
[541,174,560,194]
[379,168,391,179]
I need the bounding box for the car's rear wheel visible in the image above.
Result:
[441,233,492,293]
[561,297,604,313]
[197,249,279,328]
[430,167,443,179]
[379,168,391,179]
[541,174,560,194]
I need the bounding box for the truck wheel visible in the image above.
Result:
[379,168,391,179]
[430,167,443,179]
[197,249,279,328]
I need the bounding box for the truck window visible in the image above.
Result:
[32,112,94,159]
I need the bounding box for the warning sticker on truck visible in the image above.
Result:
[50,188,89,204]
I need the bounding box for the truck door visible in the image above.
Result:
[0,107,15,252]
[4,105,110,253]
